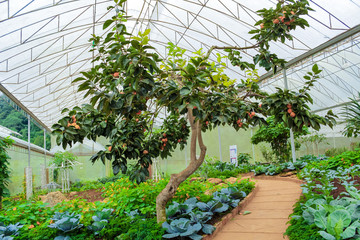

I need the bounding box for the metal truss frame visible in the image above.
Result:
[0,0,359,131]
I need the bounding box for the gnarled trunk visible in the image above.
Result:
[156,110,207,223]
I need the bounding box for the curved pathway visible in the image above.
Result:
[213,178,302,240]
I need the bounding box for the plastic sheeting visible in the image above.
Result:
[0,0,360,129]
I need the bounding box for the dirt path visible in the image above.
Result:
[213,179,302,240]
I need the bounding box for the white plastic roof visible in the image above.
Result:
[0,0,360,131]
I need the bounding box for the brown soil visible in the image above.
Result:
[66,189,105,202]
[330,176,360,199]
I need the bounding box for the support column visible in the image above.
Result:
[218,127,223,162]
[41,129,47,189]
[26,167,32,200]
[26,115,33,199]
[283,69,297,162]
[250,127,256,163]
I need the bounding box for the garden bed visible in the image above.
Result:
[66,189,105,202]
[202,182,259,240]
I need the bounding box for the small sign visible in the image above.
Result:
[230,145,237,166]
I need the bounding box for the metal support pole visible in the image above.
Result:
[44,129,46,166]
[218,127,223,162]
[41,129,47,189]
[28,115,31,166]
[250,127,256,163]
[283,69,297,162]
[26,115,32,199]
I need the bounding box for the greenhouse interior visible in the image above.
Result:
[1,0,360,239]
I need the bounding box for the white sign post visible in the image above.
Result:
[230,145,238,166]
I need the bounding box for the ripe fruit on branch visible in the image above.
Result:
[112,72,119,78]
[284,21,291,25]
[205,121,209,125]
[251,111,256,117]
[178,139,181,143]
[133,91,137,95]
[290,112,296,118]
[291,11,295,15]
[273,19,280,24]
[287,109,293,114]
[259,103,262,108]
[193,106,197,109]
[119,91,124,94]
[143,150,148,154]
[287,104,292,109]
[135,119,139,122]
[136,111,142,115]
[279,16,285,23]
[237,119,242,124]
[108,146,112,151]
[260,23,264,29]
[163,133,167,137]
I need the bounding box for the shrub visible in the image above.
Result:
[0,137,14,209]
[237,153,251,164]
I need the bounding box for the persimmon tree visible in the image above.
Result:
[52,0,336,222]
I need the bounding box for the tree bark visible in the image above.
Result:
[156,109,207,223]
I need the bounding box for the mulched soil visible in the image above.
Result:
[66,189,105,202]
[331,176,360,199]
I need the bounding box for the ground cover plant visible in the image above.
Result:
[285,152,360,240]
[51,0,336,223]
[193,154,317,179]
[0,175,254,240]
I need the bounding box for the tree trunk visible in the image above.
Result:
[156,110,207,223]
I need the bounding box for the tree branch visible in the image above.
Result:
[205,43,260,59]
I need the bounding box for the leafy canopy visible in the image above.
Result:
[52,0,336,183]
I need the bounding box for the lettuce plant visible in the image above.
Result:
[0,222,22,238]
[212,187,245,208]
[166,197,198,220]
[300,197,360,240]
[0,235,14,240]
[188,211,215,235]
[88,208,113,235]
[196,200,229,215]
[162,218,202,240]
[48,212,83,240]
[317,210,360,240]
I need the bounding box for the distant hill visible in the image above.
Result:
[0,96,50,150]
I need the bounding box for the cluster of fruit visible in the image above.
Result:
[260,10,296,29]
[287,104,296,118]
[112,72,120,78]
[236,118,243,128]
[247,111,256,119]
[160,133,168,151]
[67,115,80,129]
